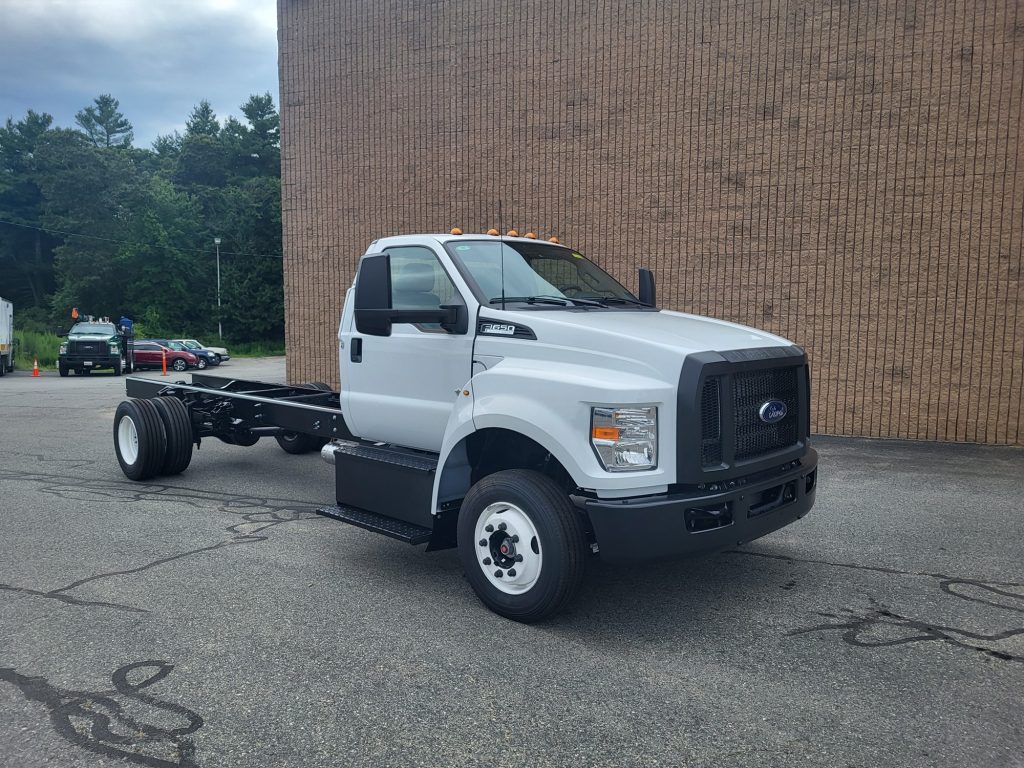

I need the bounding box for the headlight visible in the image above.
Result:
[591,406,657,471]
[59,343,67,354]
[109,344,119,353]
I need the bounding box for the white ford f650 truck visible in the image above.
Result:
[115,232,818,621]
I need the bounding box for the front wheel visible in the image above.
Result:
[458,469,588,623]
[58,363,69,377]
[112,357,124,376]
[196,357,208,370]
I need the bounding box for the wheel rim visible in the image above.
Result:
[117,415,140,464]
[474,502,543,595]
[198,359,207,369]
[174,359,186,371]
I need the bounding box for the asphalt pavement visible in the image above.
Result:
[1,359,1021,768]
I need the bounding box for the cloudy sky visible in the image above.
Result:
[0,0,278,147]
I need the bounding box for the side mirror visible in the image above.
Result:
[638,268,657,307]
[55,327,67,337]
[354,253,394,336]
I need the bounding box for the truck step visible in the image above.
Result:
[333,442,438,472]
[317,503,432,545]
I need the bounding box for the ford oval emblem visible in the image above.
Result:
[759,400,788,424]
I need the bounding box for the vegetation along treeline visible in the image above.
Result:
[0,93,285,351]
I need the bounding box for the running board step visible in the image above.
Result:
[317,504,432,545]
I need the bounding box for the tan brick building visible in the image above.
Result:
[278,0,1023,445]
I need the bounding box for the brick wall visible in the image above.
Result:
[278,0,1023,445]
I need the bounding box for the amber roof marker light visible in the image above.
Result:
[524,232,537,239]
[450,227,463,235]
[506,229,519,237]
[549,236,560,243]
[486,228,499,236]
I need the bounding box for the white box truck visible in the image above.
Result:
[0,298,13,376]
[114,232,818,621]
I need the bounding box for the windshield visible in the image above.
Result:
[70,323,116,335]
[165,341,187,351]
[445,241,637,306]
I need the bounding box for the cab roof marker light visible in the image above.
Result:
[450,227,463,235]
[549,236,560,243]
[524,232,537,239]
[487,228,499,236]
[506,229,518,237]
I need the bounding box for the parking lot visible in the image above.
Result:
[0,358,1021,768]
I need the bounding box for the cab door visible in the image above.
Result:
[342,245,474,452]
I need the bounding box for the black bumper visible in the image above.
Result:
[60,354,119,368]
[582,448,818,562]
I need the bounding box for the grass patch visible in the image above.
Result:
[230,340,286,358]
[13,329,61,370]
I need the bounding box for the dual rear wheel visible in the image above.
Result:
[113,397,193,480]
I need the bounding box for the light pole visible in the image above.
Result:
[214,237,222,340]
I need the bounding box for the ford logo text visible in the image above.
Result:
[759,400,788,424]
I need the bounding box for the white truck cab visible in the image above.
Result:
[331,232,818,620]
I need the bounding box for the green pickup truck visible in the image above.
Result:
[58,320,132,377]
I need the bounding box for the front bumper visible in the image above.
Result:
[60,354,119,368]
[582,448,818,562]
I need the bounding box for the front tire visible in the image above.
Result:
[58,363,69,377]
[112,357,124,376]
[458,469,587,623]
[196,357,208,370]
[113,399,167,481]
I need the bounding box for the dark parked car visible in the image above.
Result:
[141,339,219,370]
[131,341,197,372]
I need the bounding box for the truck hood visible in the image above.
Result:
[67,334,116,341]
[476,308,794,382]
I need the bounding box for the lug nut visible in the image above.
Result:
[494,570,503,578]
[498,522,507,531]
[515,554,524,562]
[508,568,517,577]
[485,524,494,532]
[511,534,519,543]
[483,557,492,565]
[479,539,487,547]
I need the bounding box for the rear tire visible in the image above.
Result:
[112,357,124,376]
[275,432,318,454]
[113,399,167,481]
[151,396,193,475]
[458,469,588,623]
[172,358,188,372]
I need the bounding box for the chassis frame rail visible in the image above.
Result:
[125,374,355,442]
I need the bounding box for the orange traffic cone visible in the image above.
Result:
[32,358,39,377]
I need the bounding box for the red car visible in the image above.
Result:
[131,341,197,372]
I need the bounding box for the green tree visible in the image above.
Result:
[0,110,59,308]
[75,94,134,148]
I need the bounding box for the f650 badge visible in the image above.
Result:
[481,323,516,336]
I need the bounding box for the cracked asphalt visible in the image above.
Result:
[1,358,1022,768]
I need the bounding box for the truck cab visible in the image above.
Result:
[332,232,818,619]
[59,319,131,376]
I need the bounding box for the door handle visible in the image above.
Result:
[351,337,362,363]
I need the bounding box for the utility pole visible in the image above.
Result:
[214,237,222,340]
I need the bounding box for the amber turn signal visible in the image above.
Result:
[591,426,621,441]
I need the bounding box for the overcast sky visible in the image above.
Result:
[0,0,278,147]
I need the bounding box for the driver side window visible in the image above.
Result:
[387,246,456,330]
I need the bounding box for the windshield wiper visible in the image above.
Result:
[579,295,652,307]
[489,295,603,307]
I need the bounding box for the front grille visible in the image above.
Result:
[732,367,800,460]
[700,377,722,465]
[70,340,105,355]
